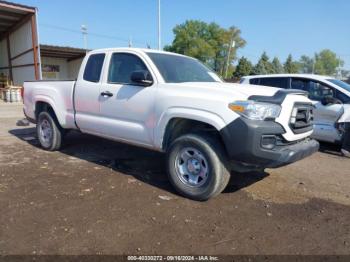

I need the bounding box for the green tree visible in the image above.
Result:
[271,57,284,74]
[299,55,314,74]
[284,54,299,73]
[164,20,246,76]
[252,52,273,75]
[314,49,343,75]
[299,55,315,74]
[234,57,253,78]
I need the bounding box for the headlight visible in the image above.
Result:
[228,100,281,120]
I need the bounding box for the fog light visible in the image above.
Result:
[261,135,277,150]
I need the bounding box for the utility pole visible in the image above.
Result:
[337,54,342,79]
[128,36,133,47]
[225,30,235,79]
[158,0,161,50]
[81,25,88,52]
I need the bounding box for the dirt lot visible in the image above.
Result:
[0,102,349,255]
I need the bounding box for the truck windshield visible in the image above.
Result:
[327,79,350,93]
[147,52,220,83]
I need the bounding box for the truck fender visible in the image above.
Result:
[34,95,65,126]
[154,107,227,150]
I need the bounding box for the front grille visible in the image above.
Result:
[289,103,314,134]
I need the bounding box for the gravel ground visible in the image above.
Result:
[0,102,349,255]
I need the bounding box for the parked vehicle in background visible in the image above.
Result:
[23,49,319,200]
[241,74,350,150]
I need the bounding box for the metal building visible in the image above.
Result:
[0,0,40,86]
[40,44,86,80]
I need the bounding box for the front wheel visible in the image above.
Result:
[36,111,63,151]
[166,134,230,201]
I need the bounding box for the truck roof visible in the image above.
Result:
[88,47,189,58]
[242,74,335,81]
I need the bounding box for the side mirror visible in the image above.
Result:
[130,70,153,86]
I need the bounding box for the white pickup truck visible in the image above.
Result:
[23,48,319,200]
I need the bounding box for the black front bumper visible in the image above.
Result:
[220,118,319,168]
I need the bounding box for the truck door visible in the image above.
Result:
[98,52,156,147]
[74,53,106,134]
[291,78,344,142]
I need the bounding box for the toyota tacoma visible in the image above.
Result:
[23,48,319,200]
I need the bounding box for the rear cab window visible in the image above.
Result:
[257,77,288,89]
[83,53,106,82]
[291,78,308,91]
[249,78,260,85]
[249,77,288,89]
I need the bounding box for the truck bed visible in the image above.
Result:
[23,80,77,129]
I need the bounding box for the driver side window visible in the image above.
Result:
[108,53,152,84]
[291,78,334,102]
[307,81,334,102]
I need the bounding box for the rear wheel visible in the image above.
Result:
[166,133,230,201]
[36,111,63,151]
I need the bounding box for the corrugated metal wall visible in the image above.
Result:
[10,20,37,85]
[0,38,9,78]
[0,3,39,87]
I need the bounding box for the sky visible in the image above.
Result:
[15,0,350,69]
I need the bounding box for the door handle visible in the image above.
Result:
[100,91,113,97]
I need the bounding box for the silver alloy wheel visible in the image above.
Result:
[175,147,209,187]
[39,118,53,147]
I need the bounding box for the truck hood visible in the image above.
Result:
[175,82,279,99]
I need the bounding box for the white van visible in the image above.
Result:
[241,74,350,145]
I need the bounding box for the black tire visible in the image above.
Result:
[166,133,230,201]
[36,111,63,151]
[341,123,350,157]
